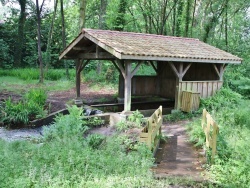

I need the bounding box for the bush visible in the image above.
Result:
[0,89,47,127]
[115,110,145,131]
[43,105,88,141]
[200,87,242,111]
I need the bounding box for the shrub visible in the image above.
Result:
[0,89,47,127]
[115,110,144,131]
[43,105,88,141]
[200,87,242,111]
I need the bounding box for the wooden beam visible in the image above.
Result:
[115,59,125,78]
[150,61,157,73]
[168,62,180,78]
[111,60,122,75]
[213,64,220,77]
[59,34,85,60]
[77,52,115,60]
[79,60,90,72]
[182,63,192,77]
[131,61,142,77]
[124,60,132,112]
[213,64,225,81]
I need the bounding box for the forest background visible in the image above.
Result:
[0,0,249,95]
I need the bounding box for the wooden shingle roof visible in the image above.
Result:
[59,29,242,64]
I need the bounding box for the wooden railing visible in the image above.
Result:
[202,109,219,163]
[139,106,162,155]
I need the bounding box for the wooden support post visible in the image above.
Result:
[124,60,132,112]
[169,62,192,110]
[76,59,82,99]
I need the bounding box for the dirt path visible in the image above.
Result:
[152,121,205,181]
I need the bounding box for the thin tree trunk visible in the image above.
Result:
[36,0,45,83]
[60,0,69,79]
[45,0,58,70]
[190,0,196,37]
[225,0,228,51]
[184,0,191,37]
[172,0,177,35]
[96,0,107,75]
[14,0,26,67]
[79,0,87,31]
[176,0,184,37]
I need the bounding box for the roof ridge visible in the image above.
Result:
[82,28,199,41]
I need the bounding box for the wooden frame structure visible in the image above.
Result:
[202,109,219,163]
[139,106,162,155]
[59,29,242,112]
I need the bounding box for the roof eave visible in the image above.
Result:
[59,33,84,60]
[120,54,242,64]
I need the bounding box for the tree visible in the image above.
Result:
[45,0,58,69]
[14,0,27,67]
[60,0,69,79]
[35,0,45,83]
[79,0,87,30]
[113,0,127,31]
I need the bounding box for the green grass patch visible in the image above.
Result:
[0,76,74,94]
[186,88,250,187]
[0,105,212,187]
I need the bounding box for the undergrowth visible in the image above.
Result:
[186,87,250,187]
[0,89,47,127]
[0,105,155,187]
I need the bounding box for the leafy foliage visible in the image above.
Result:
[115,110,145,131]
[0,89,47,127]
[186,90,250,187]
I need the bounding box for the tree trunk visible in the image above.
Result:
[36,0,44,83]
[176,0,184,37]
[225,0,228,51]
[96,0,107,75]
[14,0,26,67]
[190,0,196,37]
[60,0,69,79]
[79,0,87,31]
[113,0,127,31]
[184,0,191,37]
[45,0,58,70]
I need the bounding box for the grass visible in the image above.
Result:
[0,105,212,188]
[186,88,250,187]
[0,76,74,94]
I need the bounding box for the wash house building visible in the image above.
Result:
[59,29,242,112]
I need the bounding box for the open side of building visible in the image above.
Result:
[59,29,242,112]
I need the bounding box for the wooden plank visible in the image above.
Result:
[207,82,213,97]
[186,82,192,91]
[202,82,208,98]
[194,82,199,92]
